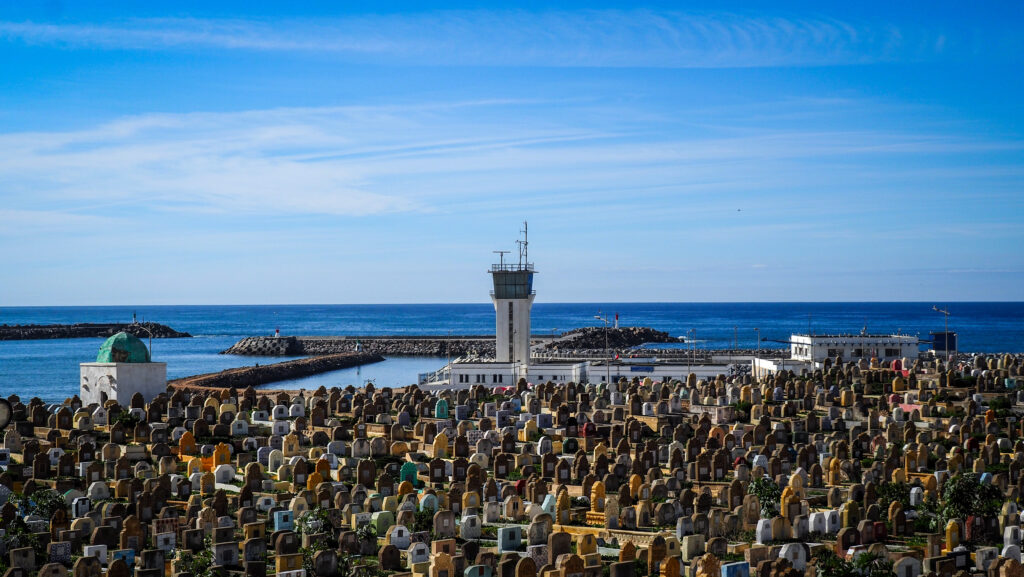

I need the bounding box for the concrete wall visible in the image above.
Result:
[80,362,167,405]
[441,360,586,390]
[588,363,729,384]
[527,362,586,385]
[752,358,814,380]
[439,359,727,389]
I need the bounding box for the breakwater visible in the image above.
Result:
[168,352,384,391]
[222,326,680,357]
[222,335,496,357]
[544,326,676,350]
[0,321,191,341]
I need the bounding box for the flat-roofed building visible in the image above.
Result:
[789,333,919,363]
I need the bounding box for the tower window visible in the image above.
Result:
[508,302,514,360]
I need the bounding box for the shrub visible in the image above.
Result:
[875,481,911,511]
[811,549,893,577]
[747,476,782,518]
[295,507,331,535]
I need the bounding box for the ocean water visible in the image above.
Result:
[1,302,1021,402]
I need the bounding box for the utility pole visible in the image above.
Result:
[933,305,952,362]
[754,327,761,381]
[595,313,610,384]
[687,328,696,376]
[731,325,738,365]
[692,329,697,371]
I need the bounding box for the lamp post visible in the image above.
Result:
[933,305,952,362]
[688,328,696,376]
[754,327,761,381]
[595,314,610,384]
[733,325,738,364]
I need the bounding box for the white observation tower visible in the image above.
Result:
[490,222,535,370]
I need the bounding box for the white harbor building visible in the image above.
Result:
[752,332,920,378]
[420,225,730,390]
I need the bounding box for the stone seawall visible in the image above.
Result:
[222,336,495,357]
[0,322,191,340]
[222,336,300,355]
[168,352,384,392]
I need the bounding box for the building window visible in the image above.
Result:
[508,302,514,360]
[827,348,839,358]
[885,348,900,357]
[853,348,863,358]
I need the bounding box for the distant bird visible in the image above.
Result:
[737,209,742,212]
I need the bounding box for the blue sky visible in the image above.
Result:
[1,1,1022,305]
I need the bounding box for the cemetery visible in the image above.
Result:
[0,350,1023,577]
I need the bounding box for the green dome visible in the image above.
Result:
[96,332,151,363]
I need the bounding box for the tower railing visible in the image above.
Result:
[489,263,534,272]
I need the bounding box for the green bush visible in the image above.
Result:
[915,473,1002,535]
[875,481,911,511]
[747,476,781,518]
[811,549,892,577]
[11,488,66,520]
[177,548,214,577]
[295,507,331,535]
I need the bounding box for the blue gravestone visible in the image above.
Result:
[497,526,522,553]
[273,510,295,532]
[257,447,272,466]
[111,549,135,567]
[721,561,750,577]
[465,565,493,577]
[435,399,449,419]
[419,493,439,513]
[541,495,557,516]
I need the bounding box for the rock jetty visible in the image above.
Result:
[222,328,681,358]
[545,326,676,350]
[222,335,495,357]
[0,321,191,340]
[168,351,383,391]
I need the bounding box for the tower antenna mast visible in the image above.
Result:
[516,221,529,269]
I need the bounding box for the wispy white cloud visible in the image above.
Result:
[0,10,942,68]
[0,99,1018,226]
